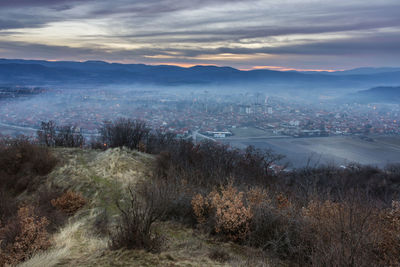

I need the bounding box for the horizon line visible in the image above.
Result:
[1,57,398,73]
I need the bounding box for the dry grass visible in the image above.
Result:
[18,217,108,267]
[18,221,85,267]
[22,218,273,267]
[50,147,152,189]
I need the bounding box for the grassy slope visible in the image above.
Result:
[19,148,277,267]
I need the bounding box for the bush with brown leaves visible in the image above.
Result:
[51,190,86,215]
[375,200,400,266]
[0,206,51,266]
[192,183,253,242]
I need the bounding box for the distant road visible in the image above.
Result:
[190,130,216,143]
[226,135,290,140]
[0,122,38,133]
[189,131,288,143]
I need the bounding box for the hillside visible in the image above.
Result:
[345,86,400,103]
[2,127,400,267]
[15,147,277,267]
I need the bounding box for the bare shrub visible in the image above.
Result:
[0,206,51,266]
[89,137,108,150]
[249,202,305,262]
[154,140,283,191]
[159,176,196,225]
[51,190,86,215]
[99,118,150,150]
[92,209,110,236]
[246,189,307,263]
[37,121,56,147]
[54,125,85,148]
[144,130,176,154]
[0,137,57,194]
[285,164,398,205]
[0,189,17,224]
[301,197,378,267]
[38,121,84,148]
[110,182,168,252]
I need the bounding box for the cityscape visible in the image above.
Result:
[1,86,399,139]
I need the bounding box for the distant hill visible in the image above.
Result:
[328,67,400,75]
[344,86,400,104]
[301,67,400,75]
[1,59,400,91]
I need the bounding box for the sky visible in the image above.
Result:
[0,0,399,71]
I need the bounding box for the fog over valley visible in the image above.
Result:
[1,67,399,168]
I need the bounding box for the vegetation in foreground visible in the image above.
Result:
[1,118,400,266]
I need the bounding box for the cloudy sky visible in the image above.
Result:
[0,0,399,70]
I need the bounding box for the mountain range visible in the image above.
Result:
[0,59,399,91]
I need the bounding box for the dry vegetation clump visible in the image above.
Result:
[0,138,75,266]
[190,177,400,266]
[152,173,196,225]
[0,206,51,266]
[192,193,210,224]
[37,121,85,148]
[33,187,68,233]
[302,199,369,266]
[374,200,400,266]
[208,247,231,263]
[0,137,57,195]
[150,132,283,189]
[110,182,169,252]
[51,190,86,215]
[246,187,269,208]
[300,197,399,267]
[192,183,253,242]
[0,190,17,225]
[247,193,305,262]
[99,118,150,150]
